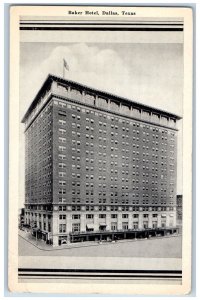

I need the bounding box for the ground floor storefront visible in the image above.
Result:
[29,226,180,245]
[58,227,179,245]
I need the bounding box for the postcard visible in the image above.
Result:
[8,5,193,295]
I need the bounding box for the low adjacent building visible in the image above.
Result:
[176,195,183,226]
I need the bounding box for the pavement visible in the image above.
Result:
[18,229,182,257]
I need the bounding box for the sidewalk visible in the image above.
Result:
[19,230,53,250]
[19,229,102,251]
[18,229,181,252]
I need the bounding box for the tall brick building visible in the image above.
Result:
[22,74,181,246]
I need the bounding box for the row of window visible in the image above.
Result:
[66,135,175,147]
[69,147,175,157]
[58,220,173,233]
[59,213,160,220]
[58,109,176,132]
[58,205,174,212]
[58,178,174,188]
[58,107,176,131]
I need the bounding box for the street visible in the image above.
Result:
[19,234,182,258]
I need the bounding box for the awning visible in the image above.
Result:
[86,224,94,229]
[170,214,174,217]
[161,214,167,217]
[99,223,107,227]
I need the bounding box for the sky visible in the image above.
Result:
[19,41,183,207]
[20,42,183,119]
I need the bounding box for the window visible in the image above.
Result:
[59,146,66,151]
[72,223,80,232]
[59,120,66,125]
[111,222,117,230]
[133,222,138,229]
[59,197,66,203]
[59,180,66,186]
[143,221,148,229]
[58,110,66,116]
[133,214,139,218]
[122,214,128,218]
[111,214,117,219]
[86,214,94,219]
[59,224,66,233]
[59,189,66,195]
[59,214,66,220]
[59,163,66,168]
[58,206,66,211]
[99,214,106,218]
[122,222,128,230]
[72,214,80,219]
[152,221,157,228]
[43,223,46,231]
[59,137,66,143]
[59,154,66,160]
[58,172,66,177]
[59,128,66,134]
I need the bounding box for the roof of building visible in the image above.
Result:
[22,74,182,122]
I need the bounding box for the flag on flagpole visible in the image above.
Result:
[63,58,69,71]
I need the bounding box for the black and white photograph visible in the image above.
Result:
[8,5,193,295]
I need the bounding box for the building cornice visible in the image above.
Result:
[22,74,182,123]
[24,93,179,132]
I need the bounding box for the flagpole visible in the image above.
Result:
[63,59,69,79]
[63,62,65,79]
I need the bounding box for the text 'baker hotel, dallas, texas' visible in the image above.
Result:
[22,74,181,246]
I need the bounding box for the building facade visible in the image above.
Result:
[22,74,180,246]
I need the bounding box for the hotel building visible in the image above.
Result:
[22,74,181,246]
